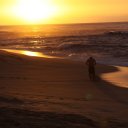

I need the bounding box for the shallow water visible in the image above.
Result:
[101,66,128,88]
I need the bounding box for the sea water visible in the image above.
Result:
[0,22,128,66]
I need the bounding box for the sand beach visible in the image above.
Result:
[0,49,128,128]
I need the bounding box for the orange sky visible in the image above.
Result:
[0,0,128,25]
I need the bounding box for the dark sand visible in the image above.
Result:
[0,50,128,128]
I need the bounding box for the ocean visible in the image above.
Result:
[0,22,128,66]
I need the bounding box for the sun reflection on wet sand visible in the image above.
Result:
[1,49,59,58]
[101,66,128,88]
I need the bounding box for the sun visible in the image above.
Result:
[12,0,58,24]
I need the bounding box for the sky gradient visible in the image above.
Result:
[0,0,128,25]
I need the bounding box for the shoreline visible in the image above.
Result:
[1,48,128,66]
[1,49,128,89]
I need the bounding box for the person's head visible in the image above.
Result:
[89,56,93,59]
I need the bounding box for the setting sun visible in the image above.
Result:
[11,0,59,24]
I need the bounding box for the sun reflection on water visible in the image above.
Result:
[22,51,42,57]
[2,49,58,58]
[101,66,128,88]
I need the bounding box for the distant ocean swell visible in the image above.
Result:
[0,23,128,66]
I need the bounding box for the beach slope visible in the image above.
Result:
[0,50,128,128]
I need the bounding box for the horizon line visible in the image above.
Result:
[0,21,128,26]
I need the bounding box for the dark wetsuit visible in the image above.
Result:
[86,57,96,80]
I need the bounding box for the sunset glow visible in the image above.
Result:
[0,0,128,25]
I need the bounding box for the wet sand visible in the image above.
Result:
[0,49,128,128]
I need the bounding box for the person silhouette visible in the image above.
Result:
[86,57,96,81]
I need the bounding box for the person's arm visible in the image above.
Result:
[86,59,89,65]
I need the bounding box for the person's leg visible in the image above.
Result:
[89,73,92,80]
[92,70,96,81]
[89,67,95,81]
